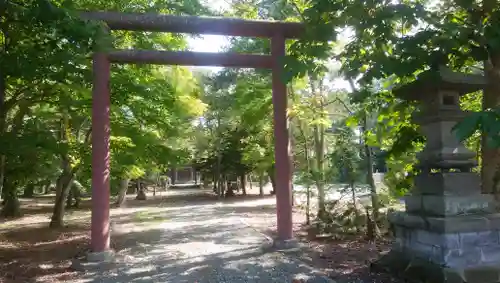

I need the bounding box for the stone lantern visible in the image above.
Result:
[373,67,500,283]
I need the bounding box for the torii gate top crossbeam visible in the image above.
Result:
[81,11,305,38]
[108,50,274,68]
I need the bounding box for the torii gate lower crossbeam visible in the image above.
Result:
[87,11,303,258]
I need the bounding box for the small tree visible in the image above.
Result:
[330,124,364,232]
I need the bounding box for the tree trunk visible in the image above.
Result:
[313,124,326,218]
[222,175,228,196]
[136,188,147,200]
[73,185,81,208]
[349,182,361,232]
[0,48,5,204]
[22,182,35,198]
[216,175,222,197]
[365,207,380,242]
[216,164,223,198]
[163,176,170,190]
[350,183,357,208]
[347,79,380,228]
[306,184,311,225]
[136,180,147,200]
[49,170,74,228]
[203,176,209,189]
[267,167,276,195]
[0,156,4,201]
[297,120,313,225]
[171,169,177,185]
[66,183,81,209]
[0,178,21,217]
[213,172,218,193]
[222,176,227,197]
[248,175,253,191]
[482,57,500,196]
[218,176,223,196]
[66,184,74,208]
[361,115,380,223]
[240,173,247,196]
[50,111,76,228]
[215,114,223,198]
[115,178,130,207]
[304,148,312,226]
[258,173,264,197]
[1,104,29,208]
[42,179,51,195]
[309,79,327,217]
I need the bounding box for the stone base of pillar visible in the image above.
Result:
[86,250,115,262]
[271,238,300,251]
[373,211,500,283]
[70,250,115,272]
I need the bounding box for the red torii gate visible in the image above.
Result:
[82,11,305,256]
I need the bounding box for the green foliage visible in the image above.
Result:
[280,0,500,195]
[194,68,273,181]
[329,125,363,184]
[0,0,210,219]
[454,109,500,147]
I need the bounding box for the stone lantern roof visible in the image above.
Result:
[393,66,485,102]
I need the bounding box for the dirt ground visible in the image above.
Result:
[0,197,90,283]
[0,188,400,283]
[237,197,401,283]
[0,190,214,283]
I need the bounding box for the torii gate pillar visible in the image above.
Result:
[271,34,294,243]
[90,52,112,257]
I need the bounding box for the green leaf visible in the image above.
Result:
[453,111,484,142]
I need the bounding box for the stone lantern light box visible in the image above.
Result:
[395,67,484,173]
[374,67,500,283]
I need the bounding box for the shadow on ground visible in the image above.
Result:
[2,189,275,218]
[0,223,90,283]
[72,193,329,283]
[0,190,291,283]
[0,189,392,283]
[77,245,324,283]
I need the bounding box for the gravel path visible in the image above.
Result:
[73,191,332,283]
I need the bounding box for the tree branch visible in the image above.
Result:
[332,96,353,115]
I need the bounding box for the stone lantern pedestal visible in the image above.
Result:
[372,68,500,282]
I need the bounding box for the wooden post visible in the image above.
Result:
[271,34,293,241]
[91,52,111,253]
